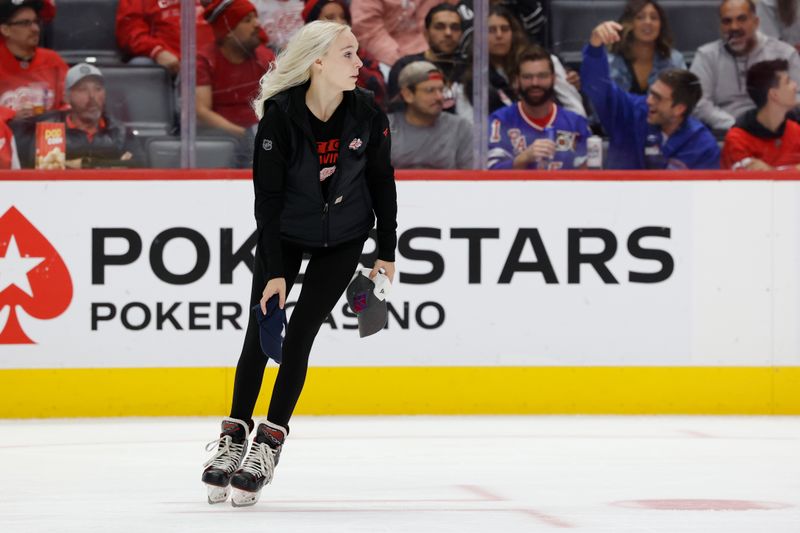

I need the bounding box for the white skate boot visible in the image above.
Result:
[230,420,287,507]
[201,417,251,504]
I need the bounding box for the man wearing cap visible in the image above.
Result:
[197,0,275,168]
[116,0,215,75]
[389,60,472,169]
[13,63,140,168]
[0,0,68,119]
[488,45,590,170]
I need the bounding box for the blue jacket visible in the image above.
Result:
[581,44,720,170]
[608,48,686,93]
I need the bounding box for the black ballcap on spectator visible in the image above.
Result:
[0,0,43,24]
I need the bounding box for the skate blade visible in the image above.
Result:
[231,488,261,507]
[206,484,230,504]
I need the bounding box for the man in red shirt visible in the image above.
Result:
[116,0,215,75]
[198,0,274,167]
[0,0,67,119]
[722,58,800,170]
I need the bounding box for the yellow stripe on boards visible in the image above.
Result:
[0,367,798,418]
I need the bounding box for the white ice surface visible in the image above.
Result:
[0,416,798,532]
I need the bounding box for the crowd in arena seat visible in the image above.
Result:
[1,0,800,171]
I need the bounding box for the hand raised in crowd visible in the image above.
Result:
[566,69,581,91]
[261,277,287,314]
[590,21,623,47]
[155,50,181,75]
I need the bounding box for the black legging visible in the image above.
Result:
[229,237,365,430]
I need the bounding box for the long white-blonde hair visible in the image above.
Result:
[252,21,350,119]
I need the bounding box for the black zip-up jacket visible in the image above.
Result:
[253,83,398,280]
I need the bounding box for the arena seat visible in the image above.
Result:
[49,0,122,65]
[146,137,238,169]
[101,66,176,138]
[660,1,721,65]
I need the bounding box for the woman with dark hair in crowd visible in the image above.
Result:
[606,0,685,94]
[487,5,528,111]
[301,0,388,110]
[758,0,800,51]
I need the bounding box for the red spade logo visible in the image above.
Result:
[0,206,72,344]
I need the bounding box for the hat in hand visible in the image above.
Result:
[346,270,391,338]
[251,295,287,364]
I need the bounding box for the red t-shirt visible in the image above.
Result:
[0,43,68,115]
[196,44,275,128]
[116,0,214,59]
[722,118,800,169]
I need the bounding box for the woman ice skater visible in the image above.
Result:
[201,19,397,507]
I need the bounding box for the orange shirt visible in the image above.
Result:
[722,113,800,169]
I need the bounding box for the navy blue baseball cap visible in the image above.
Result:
[252,295,287,364]
[346,271,389,338]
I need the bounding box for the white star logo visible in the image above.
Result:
[0,235,45,297]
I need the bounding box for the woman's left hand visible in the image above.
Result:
[370,260,395,283]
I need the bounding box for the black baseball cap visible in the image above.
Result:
[251,295,287,364]
[0,0,43,24]
[346,271,389,338]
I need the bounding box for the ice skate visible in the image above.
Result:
[202,417,251,504]
[230,420,287,507]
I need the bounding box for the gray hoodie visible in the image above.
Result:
[690,31,800,130]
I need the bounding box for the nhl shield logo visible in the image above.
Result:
[262,139,273,151]
[348,138,363,150]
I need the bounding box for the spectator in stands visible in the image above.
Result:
[198,0,276,168]
[13,63,141,168]
[302,0,388,111]
[691,0,800,131]
[116,0,215,75]
[389,61,472,168]
[457,0,550,52]
[0,0,67,119]
[253,0,305,51]
[757,0,800,51]
[722,59,800,169]
[387,3,467,114]
[478,5,584,116]
[488,45,589,170]
[0,106,21,169]
[350,0,453,67]
[607,0,686,94]
[582,21,720,169]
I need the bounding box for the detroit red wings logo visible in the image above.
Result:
[0,206,72,344]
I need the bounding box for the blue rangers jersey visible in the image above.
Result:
[487,102,591,170]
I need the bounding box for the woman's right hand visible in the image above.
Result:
[261,277,286,314]
[590,21,623,47]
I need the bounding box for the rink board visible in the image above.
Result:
[1,169,799,416]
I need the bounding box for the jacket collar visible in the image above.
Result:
[269,81,377,143]
[734,108,787,139]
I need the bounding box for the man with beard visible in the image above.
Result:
[582,21,720,169]
[386,3,467,113]
[197,0,275,167]
[488,45,589,170]
[691,0,800,131]
[13,63,140,168]
[388,61,473,168]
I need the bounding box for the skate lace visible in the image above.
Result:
[203,435,246,472]
[241,441,276,481]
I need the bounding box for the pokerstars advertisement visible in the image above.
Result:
[1,177,798,369]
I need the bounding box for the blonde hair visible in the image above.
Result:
[252,21,350,119]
